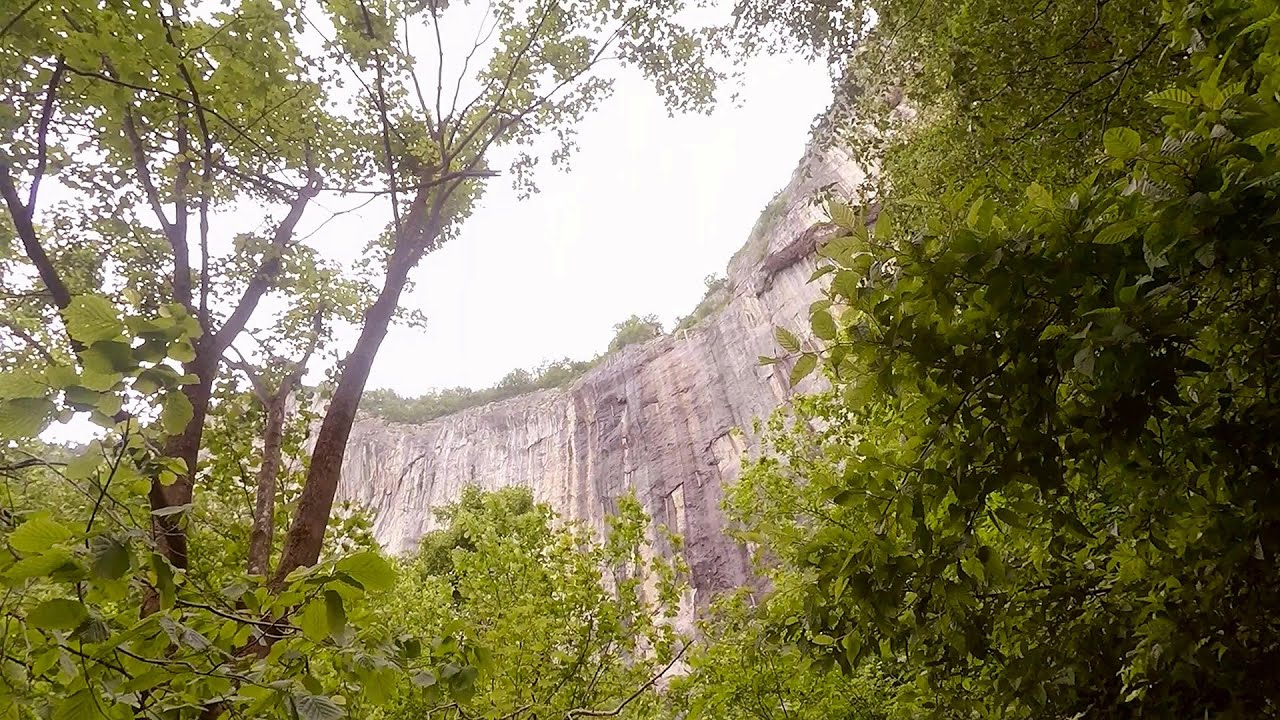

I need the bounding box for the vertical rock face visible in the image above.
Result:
[337,140,870,606]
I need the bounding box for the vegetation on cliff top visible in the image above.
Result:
[363,272,731,424]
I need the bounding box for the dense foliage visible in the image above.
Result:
[745,0,1280,717]
[376,487,686,720]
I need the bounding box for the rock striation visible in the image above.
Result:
[336,139,871,608]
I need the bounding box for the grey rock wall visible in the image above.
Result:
[336,140,871,608]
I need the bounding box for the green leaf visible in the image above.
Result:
[161,391,194,435]
[336,552,396,592]
[813,633,835,646]
[151,553,176,610]
[832,270,862,299]
[873,209,893,240]
[292,694,345,720]
[1038,324,1069,341]
[80,340,134,374]
[826,200,859,229]
[1094,220,1140,245]
[324,589,347,637]
[0,370,47,400]
[168,340,196,363]
[1103,128,1142,160]
[65,451,101,480]
[64,295,124,344]
[10,516,72,553]
[0,397,55,438]
[774,327,801,354]
[789,354,817,387]
[6,548,75,579]
[29,598,88,630]
[300,600,328,643]
[811,310,838,341]
[1025,183,1054,210]
[1146,87,1195,109]
[54,689,107,720]
[89,536,131,580]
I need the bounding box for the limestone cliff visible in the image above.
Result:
[336,139,871,607]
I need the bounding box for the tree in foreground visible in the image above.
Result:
[0,0,719,715]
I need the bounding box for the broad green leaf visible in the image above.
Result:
[789,354,817,387]
[1103,127,1142,160]
[54,689,108,720]
[292,694,345,720]
[1146,87,1195,109]
[6,548,75,579]
[0,397,55,438]
[29,598,88,630]
[161,391,194,435]
[80,340,133,374]
[336,552,396,592]
[64,295,124,344]
[1094,220,1140,245]
[0,370,47,400]
[65,451,102,480]
[873,209,893,240]
[811,310,838,341]
[10,516,72,553]
[325,589,347,637]
[826,200,858,229]
[832,270,861,300]
[89,536,132,580]
[1038,324,1069,341]
[300,600,328,643]
[1026,183,1054,210]
[168,339,197,363]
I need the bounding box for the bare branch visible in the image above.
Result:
[121,108,175,237]
[28,57,66,209]
[565,644,688,719]
[210,185,318,358]
[356,0,403,236]
[449,0,498,120]
[431,6,446,128]
[0,164,72,310]
[448,0,556,157]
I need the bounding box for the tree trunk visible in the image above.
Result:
[247,393,287,576]
[271,253,418,583]
[150,369,214,570]
[272,188,442,582]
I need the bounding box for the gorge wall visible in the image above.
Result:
[336,138,871,608]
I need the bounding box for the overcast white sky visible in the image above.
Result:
[308,54,832,396]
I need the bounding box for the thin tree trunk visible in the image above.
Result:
[272,195,438,583]
[246,393,287,576]
[245,324,317,576]
[150,370,214,569]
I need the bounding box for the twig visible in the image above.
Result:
[565,643,687,719]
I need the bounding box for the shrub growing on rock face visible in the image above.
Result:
[608,314,665,352]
